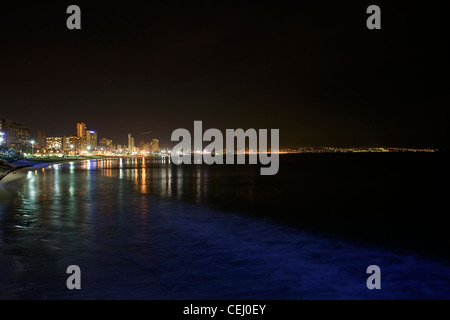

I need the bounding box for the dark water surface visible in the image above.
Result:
[0,154,449,299]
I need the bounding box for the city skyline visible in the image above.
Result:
[0,116,163,155]
[0,115,444,154]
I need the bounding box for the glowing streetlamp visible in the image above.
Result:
[31,140,35,155]
[0,132,4,145]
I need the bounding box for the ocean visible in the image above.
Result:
[0,153,449,299]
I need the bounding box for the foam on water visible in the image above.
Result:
[0,161,449,299]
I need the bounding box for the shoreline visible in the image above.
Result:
[0,155,134,184]
[0,157,92,184]
[0,155,160,183]
[0,163,30,181]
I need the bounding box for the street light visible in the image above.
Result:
[31,140,35,155]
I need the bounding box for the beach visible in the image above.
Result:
[0,157,91,206]
[0,156,107,182]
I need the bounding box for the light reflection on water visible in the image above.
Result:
[1,156,450,299]
[95,157,190,200]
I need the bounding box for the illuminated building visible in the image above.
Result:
[46,137,63,151]
[139,141,150,153]
[62,136,70,151]
[151,139,160,153]
[99,138,113,151]
[86,130,98,150]
[37,129,46,148]
[128,134,135,153]
[68,135,81,152]
[0,118,31,149]
[77,122,87,150]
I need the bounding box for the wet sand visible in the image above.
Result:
[0,159,84,203]
[0,156,97,184]
[0,163,51,184]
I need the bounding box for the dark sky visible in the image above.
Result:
[0,1,448,148]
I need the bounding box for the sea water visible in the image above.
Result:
[0,155,449,299]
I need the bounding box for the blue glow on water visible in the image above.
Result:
[0,159,449,299]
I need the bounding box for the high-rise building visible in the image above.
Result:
[37,129,46,148]
[46,137,63,151]
[61,136,81,153]
[68,136,81,152]
[151,139,160,153]
[99,138,113,152]
[128,134,135,154]
[62,136,70,152]
[77,122,87,150]
[77,122,86,138]
[139,141,150,153]
[0,118,31,149]
[86,130,98,150]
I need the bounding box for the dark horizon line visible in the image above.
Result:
[1,116,447,151]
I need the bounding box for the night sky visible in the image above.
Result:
[0,1,448,148]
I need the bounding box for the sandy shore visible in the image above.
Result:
[0,157,91,185]
[0,158,90,203]
[0,162,51,184]
[0,161,48,204]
